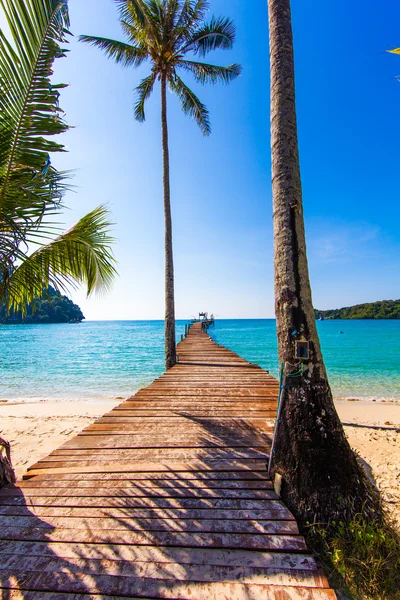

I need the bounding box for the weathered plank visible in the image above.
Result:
[0,486,278,499]
[0,515,299,534]
[0,506,295,520]
[0,541,318,569]
[0,572,337,600]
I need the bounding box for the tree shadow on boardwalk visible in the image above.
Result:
[0,415,328,599]
[0,486,93,598]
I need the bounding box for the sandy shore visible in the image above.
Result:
[335,400,400,523]
[1,398,399,522]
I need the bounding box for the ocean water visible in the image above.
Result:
[0,319,399,402]
[211,319,400,401]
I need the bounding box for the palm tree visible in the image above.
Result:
[267,0,377,527]
[80,0,241,369]
[0,0,116,488]
[0,0,116,314]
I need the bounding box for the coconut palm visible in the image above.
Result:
[0,0,116,315]
[267,0,377,526]
[80,0,241,369]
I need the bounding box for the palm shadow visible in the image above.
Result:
[0,485,93,598]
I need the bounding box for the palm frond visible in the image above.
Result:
[126,0,162,47]
[165,0,184,38]
[173,0,208,44]
[169,73,210,135]
[175,0,209,28]
[0,0,70,221]
[134,72,157,121]
[179,60,242,84]
[79,34,147,67]
[114,0,145,27]
[182,16,237,56]
[5,206,117,314]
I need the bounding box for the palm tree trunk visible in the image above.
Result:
[0,437,16,488]
[268,0,377,526]
[161,72,176,370]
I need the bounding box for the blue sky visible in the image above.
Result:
[21,0,400,318]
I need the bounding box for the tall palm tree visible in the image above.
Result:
[267,0,377,527]
[0,0,116,314]
[80,0,241,369]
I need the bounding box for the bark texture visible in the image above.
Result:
[268,0,378,526]
[161,73,176,370]
[0,437,16,488]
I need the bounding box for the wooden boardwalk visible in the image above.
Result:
[0,322,336,599]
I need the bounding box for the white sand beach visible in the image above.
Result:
[1,398,399,523]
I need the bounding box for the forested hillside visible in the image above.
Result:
[0,287,84,324]
[315,300,400,319]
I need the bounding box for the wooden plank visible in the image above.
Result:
[0,515,299,535]
[23,462,269,477]
[0,487,278,499]
[118,402,278,408]
[62,438,272,448]
[25,459,269,473]
[0,571,337,599]
[16,479,274,489]
[44,448,268,460]
[89,418,273,425]
[22,470,270,481]
[0,506,294,520]
[0,541,318,569]
[3,593,149,600]
[0,527,307,551]
[0,496,288,510]
[0,556,328,587]
[82,422,275,430]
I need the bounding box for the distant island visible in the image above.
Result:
[315,299,400,320]
[0,286,84,324]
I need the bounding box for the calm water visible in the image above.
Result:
[0,319,399,402]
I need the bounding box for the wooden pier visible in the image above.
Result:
[0,322,336,599]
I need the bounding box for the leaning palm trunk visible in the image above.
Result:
[268,0,378,527]
[161,73,176,369]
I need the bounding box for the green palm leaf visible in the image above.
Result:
[175,0,208,29]
[169,73,210,135]
[183,16,237,56]
[5,206,117,314]
[179,60,242,84]
[134,72,157,121]
[0,0,70,216]
[79,35,147,67]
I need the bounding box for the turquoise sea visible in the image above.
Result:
[1,319,399,402]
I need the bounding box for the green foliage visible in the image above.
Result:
[5,206,116,313]
[315,300,400,320]
[0,0,116,314]
[0,285,84,323]
[307,512,400,599]
[79,0,241,134]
